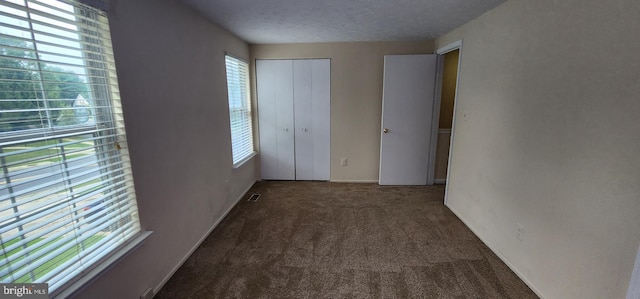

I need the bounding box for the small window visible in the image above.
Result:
[225,55,255,167]
[0,0,141,293]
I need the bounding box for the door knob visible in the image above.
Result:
[383,128,389,133]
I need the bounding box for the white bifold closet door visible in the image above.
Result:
[293,60,331,180]
[257,59,330,181]
[256,60,295,180]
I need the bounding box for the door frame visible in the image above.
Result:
[427,40,463,204]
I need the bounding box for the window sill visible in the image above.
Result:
[53,231,153,298]
[233,152,257,169]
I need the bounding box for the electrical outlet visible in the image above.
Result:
[340,158,347,166]
[516,223,525,241]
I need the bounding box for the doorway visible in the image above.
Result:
[434,49,459,184]
[427,41,462,200]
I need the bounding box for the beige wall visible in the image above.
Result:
[250,41,434,182]
[437,0,640,298]
[75,0,258,298]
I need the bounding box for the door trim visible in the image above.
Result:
[433,40,463,205]
[436,40,463,55]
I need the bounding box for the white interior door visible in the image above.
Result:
[257,60,295,180]
[379,55,437,185]
[293,59,330,181]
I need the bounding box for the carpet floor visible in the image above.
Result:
[156,181,537,298]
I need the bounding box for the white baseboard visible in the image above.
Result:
[446,204,546,299]
[330,180,379,183]
[152,180,257,295]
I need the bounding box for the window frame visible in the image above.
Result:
[224,54,255,168]
[0,0,148,296]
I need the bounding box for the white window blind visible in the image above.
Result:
[0,0,141,294]
[225,55,254,166]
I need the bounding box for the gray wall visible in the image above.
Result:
[75,0,258,298]
[437,0,640,298]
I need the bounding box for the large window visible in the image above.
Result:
[0,0,141,294]
[225,55,254,166]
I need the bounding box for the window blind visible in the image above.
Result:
[0,0,140,294]
[225,55,254,166]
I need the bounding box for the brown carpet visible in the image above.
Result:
[156,181,537,298]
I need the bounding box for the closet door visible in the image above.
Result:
[257,60,295,180]
[293,59,330,181]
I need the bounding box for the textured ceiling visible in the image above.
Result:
[179,0,506,44]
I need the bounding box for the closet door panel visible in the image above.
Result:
[293,59,330,181]
[311,59,331,180]
[293,60,314,180]
[257,60,278,179]
[257,60,295,180]
[274,60,295,180]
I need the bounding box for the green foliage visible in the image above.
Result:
[0,36,90,132]
[1,235,105,282]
